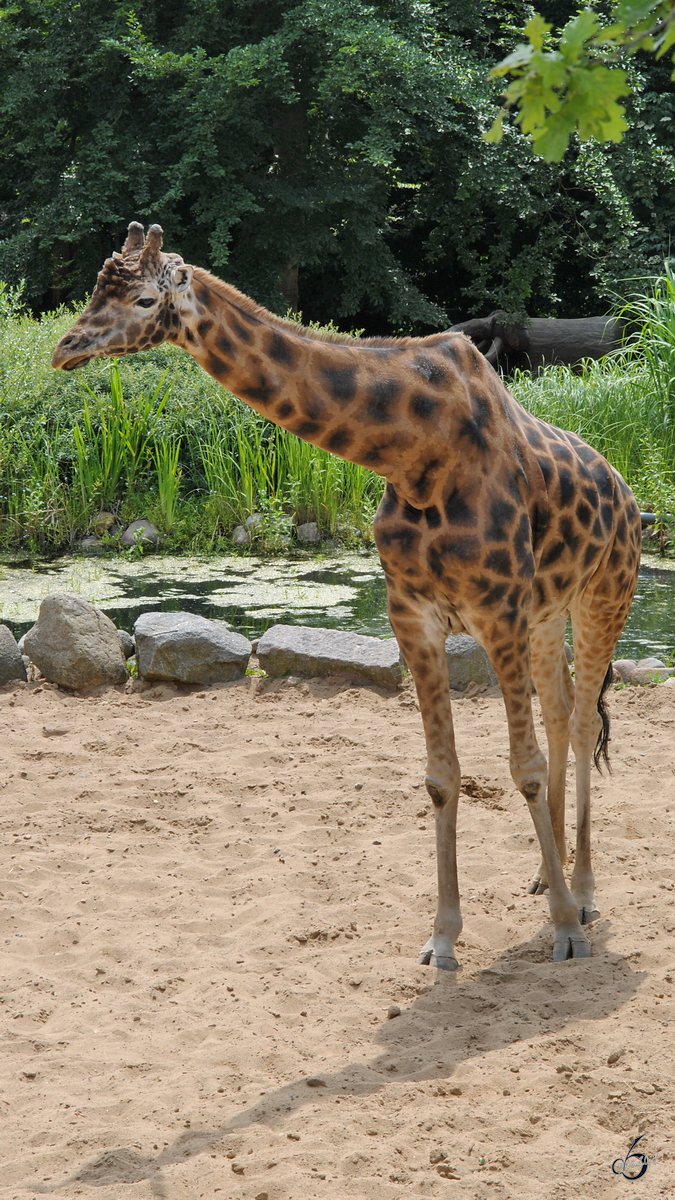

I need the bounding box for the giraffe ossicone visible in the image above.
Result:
[53,221,642,966]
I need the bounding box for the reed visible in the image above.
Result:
[153,438,182,533]
[1,271,675,554]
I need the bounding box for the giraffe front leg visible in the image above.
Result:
[390,601,462,971]
[418,768,462,971]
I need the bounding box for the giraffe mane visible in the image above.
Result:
[191,267,431,349]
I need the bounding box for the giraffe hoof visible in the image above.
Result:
[417,949,459,970]
[526,876,548,896]
[552,929,591,961]
[579,905,600,925]
[417,937,460,969]
[431,955,460,971]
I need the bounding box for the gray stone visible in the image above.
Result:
[630,665,675,685]
[120,518,159,548]
[256,624,404,688]
[245,513,263,529]
[23,594,128,689]
[92,511,115,535]
[445,633,497,691]
[613,658,637,683]
[79,535,105,556]
[117,629,135,659]
[134,611,251,684]
[0,624,27,684]
[636,656,666,669]
[231,524,251,545]
[564,642,573,664]
[296,521,320,544]
[17,629,32,655]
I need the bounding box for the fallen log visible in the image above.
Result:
[449,310,624,370]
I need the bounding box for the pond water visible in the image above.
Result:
[0,549,674,662]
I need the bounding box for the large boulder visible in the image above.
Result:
[256,624,404,688]
[120,518,159,548]
[445,633,497,691]
[0,625,27,684]
[23,594,128,689]
[134,612,252,683]
[296,521,320,543]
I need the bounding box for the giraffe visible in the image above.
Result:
[53,222,642,966]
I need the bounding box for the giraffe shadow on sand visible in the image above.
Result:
[33,924,642,1198]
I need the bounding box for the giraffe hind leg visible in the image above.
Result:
[569,590,634,926]
[526,615,574,898]
[481,617,589,962]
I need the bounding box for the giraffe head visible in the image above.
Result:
[52,222,193,369]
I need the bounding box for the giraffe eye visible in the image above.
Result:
[136,297,155,309]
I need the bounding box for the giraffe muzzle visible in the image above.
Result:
[51,333,93,371]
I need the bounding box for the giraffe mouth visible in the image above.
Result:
[51,348,93,371]
[61,356,92,371]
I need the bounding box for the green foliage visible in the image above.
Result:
[619,261,675,421]
[152,438,182,533]
[511,265,675,523]
[490,2,675,160]
[0,295,384,552]
[2,2,675,324]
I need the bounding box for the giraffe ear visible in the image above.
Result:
[140,224,164,268]
[121,222,145,257]
[171,264,193,292]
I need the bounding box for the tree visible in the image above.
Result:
[487,1,675,160]
[1,1,675,328]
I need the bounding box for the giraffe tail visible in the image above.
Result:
[593,661,614,773]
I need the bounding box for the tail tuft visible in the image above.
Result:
[594,661,614,772]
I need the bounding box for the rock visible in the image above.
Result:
[613,658,637,683]
[296,521,320,543]
[0,625,27,684]
[256,624,404,688]
[245,513,263,529]
[231,524,251,545]
[386,1004,401,1019]
[305,1077,326,1088]
[444,633,497,691]
[637,656,666,669]
[564,642,573,664]
[120,518,159,548]
[23,594,128,689]
[117,629,135,659]
[629,665,675,685]
[79,535,105,556]
[134,611,252,684]
[17,631,31,654]
[92,511,115,534]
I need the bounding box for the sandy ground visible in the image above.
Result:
[1,670,674,1200]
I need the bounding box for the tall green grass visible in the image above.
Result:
[2,267,675,555]
[0,282,383,552]
[511,263,675,527]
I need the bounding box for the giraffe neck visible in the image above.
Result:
[176,267,479,507]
